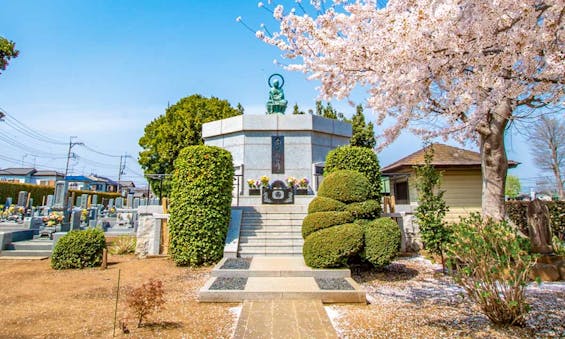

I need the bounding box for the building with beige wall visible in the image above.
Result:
[381,144,518,222]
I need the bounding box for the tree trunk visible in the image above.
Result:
[552,164,564,200]
[478,100,512,221]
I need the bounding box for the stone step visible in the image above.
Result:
[211,257,350,278]
[199,276,365,303]
[242,219,304,226]
[240,230,302,236]
[0,249,52,257]
[238,248,302,257]
[240,205,309,214]
[240,235,303,241]
[239,240,304,248]
[242,212,308,218]
[240,225,298,232]
[6,241,52,251]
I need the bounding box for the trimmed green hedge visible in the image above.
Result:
[51,228,107,269]
[363,217,401,268]
[168,145,234,266]
[325,145,382,201]
[0,182,121,207]
[345,200,381,219]
[302,211,354,239]
[506,201,565,240]
[0,182,54,205]
[303,223,364,268]
[307,196,346,214]
[317,170,370,203]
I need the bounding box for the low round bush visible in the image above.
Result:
[302,211,354,238]
[363,217,401,268]
[317,170,370,203]
[51,228,107,269]
[303,223,364,268]
[308,196,346,214]
[345,200,381,219]
[325,145,382,200]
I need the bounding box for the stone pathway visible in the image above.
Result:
[233,299,337,339]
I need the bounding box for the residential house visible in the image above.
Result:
[381,143,519,222]
[117,180,136,195]
[66,175,94,191]
[88,174,118,192]
[0,168,64,186]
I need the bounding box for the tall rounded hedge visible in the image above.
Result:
[317,170,370,203]
[325,145,382,202]
[363,217,401,268]
[168,145,234,266]
[308,196,346,214]
[51,228,107,269]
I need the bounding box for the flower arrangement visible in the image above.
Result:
[286,176,297,188]
[260,176,270,187]
[247,179,260,189]
[81,209,89,222]
[43,212,64,226]
[298,177,309,188]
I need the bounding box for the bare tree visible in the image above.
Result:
[529,116,565,200]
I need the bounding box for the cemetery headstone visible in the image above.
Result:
[127,194,134,208]
[115,197,123,209]
[80,194,88,209]
[46,195,54,207]
[5,197,12,208]
[92,195,98,205]
[17,191,28,207]
[133,198,140,209]
[108,198,114,208]
[53,181,66,208]
[70,209,82,231]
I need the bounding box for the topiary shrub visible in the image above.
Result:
[168,145,234,266]
[51,228,106,269]
[303,223,364,268]
[307,196,346,214]
[325,145,382,202]
[363,217,401,268]
[317,170,370,203]
[302,211,354,238]
[345,200,381,219]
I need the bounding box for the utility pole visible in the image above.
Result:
[63,136,84,224]
[117,154,127,195]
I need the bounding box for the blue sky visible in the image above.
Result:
[0,1,543,191]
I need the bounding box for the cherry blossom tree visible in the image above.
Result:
[258,0,565,220]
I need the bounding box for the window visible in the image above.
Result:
[394,181,409,204]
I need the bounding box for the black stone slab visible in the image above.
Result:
[220,257,252,270]
[209,277,248,290]
[315,278,354,290]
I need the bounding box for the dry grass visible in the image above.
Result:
[0,255,238,338]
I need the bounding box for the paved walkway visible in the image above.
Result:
[233,299,338,339]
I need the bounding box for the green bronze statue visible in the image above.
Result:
[266,73,288,114]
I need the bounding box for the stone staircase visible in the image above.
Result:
[238,205,307,257]
[0,238,53,258]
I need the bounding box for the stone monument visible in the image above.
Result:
[266,73,288,115]
[202,74,352,205]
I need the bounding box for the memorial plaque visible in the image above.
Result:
[271,136,285,174]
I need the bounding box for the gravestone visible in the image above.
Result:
[28,198,34,209]
[272,136,285,174]
[133,198,140,209]
[92,195,98,205]
[53,181,67,209]
[115,197,123,209]
[5,197,12,208]
[127,194,134,208]
[108,198,114,208]
[140,198,147,206]
[80,194,88,209]
[70,209,82,231]
[262,180,294,204]
[17,191,28,207]
[527,200,553,254]
[46,195,54,207]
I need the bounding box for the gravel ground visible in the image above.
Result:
[316,278,355,290]
[220,257,252,270]
[326,256,565,338]
[210,277,248,290]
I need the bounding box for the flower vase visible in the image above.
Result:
[249,188,260,196]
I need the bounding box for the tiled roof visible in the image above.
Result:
[381,143,519,173]
[0,168,36,175]
[34,170,64,177]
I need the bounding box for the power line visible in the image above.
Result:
[0,108,67,145]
